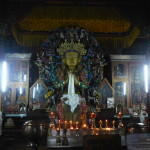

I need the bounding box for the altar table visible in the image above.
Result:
[47,129,127,150]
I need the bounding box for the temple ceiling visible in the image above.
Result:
[10,4,140,49]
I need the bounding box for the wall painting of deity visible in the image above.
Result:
[129,63,147,111]
[114,63,126,78]
[2,87,12,113]
[8,61,20,82]
[114,81,127,107]
[16,87,26,104]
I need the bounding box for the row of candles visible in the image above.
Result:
[54,119,116,130]
[50,112,118,131]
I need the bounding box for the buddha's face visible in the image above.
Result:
[64,51,80,69]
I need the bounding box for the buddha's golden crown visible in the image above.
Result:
[57,38,87,56]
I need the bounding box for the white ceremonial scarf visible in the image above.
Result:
[61,72,80,112]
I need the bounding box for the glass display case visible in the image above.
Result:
[97,78,114,108]
[29,78,48,109]
[1,53,31,114]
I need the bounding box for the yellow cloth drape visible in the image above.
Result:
[95,27,140,49]
[12,25,140,49]
[11,5,140,49]
[12,25,47,47]
[19,6,131,33]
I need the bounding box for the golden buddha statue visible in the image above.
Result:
[55,39,88,122]
[34,27,106,123]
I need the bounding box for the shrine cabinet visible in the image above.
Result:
[1,53,31,114]
[110,55,147,114]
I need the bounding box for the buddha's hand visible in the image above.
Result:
[45,90,53,98]
[63,77,69,86]
[74,75,80,86]
[54,80,67,88]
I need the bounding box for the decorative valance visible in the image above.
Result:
[18,6,131,33]
[11,5,140,49]
[11,25,140,49]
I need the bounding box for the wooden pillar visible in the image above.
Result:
[0,40,5,112]
[147,51,150,114]
[0,94,1,112]
[146,44,150,126]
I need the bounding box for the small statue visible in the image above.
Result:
[4,118,15,127]
[139,103,148,124]
[19,102,26,114]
